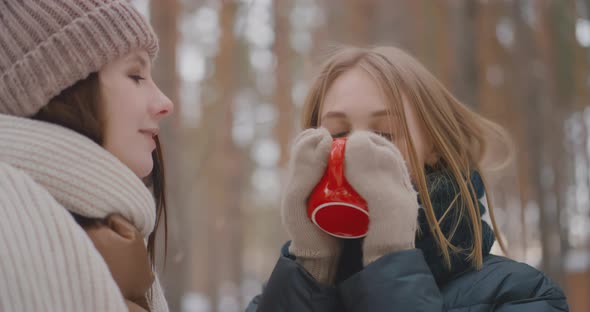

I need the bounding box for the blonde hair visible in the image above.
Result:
[302,46,511,269]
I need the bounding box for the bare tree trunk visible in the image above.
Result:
[408,1,451,85]
[576,0,590,205]
[511,0,538,260]
[430,1,452,88]
[373,0,413,51]
[475,0,526,258]
[199,2,240,311]
[273,0,294,168]
[552,0,577,277]
[347,0,374,45]
[531,0,567,283]
[449,0,479,108]
[148,1,184,310]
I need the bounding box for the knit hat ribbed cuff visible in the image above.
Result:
[0,1,159,117]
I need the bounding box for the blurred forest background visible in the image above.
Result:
[131,0,590,311]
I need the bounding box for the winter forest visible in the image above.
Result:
[132,0,590,311]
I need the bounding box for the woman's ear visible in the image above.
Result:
[424,143,439,166]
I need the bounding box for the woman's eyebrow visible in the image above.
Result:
[321,111,347,122]
[371,110,389,117]
[126,54,149,69]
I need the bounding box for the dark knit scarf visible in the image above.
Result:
[335,167,496,286]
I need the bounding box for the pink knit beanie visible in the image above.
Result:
[0,0,159,117]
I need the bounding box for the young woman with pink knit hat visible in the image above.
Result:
[0,1,173,311]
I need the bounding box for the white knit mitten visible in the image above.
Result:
[282,128,342,284]
[344,131,419,266]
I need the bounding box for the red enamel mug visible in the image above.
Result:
[307,138,369,238]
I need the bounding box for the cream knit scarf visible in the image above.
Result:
[0,114,168,311]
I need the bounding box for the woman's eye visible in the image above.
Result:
[129,75,145,83]
[331,131,349,139]
[374,131,393,140]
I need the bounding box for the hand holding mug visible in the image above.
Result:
[281,128,342,284]
[344,131,419,266]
